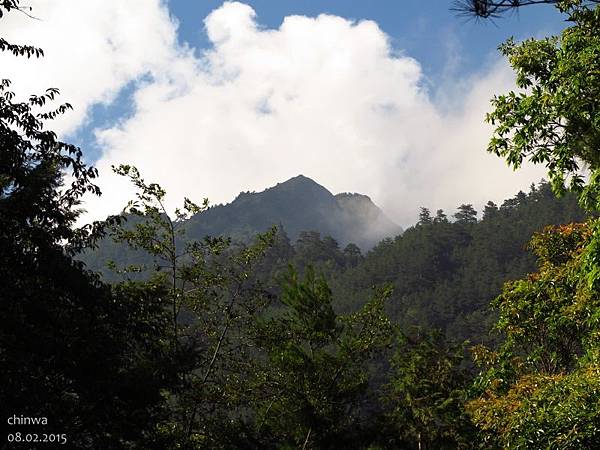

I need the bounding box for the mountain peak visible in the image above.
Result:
[276,174,324,188]
[290,174,310,181]
[182,175,400,250]
[268,174,334,198]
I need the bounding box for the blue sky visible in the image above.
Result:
[170,0,564,79]
[2,1,568,225]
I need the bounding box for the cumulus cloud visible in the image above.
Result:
[3,1,546,228]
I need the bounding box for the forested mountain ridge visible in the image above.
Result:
[331,183,588,344]
[251,182,588,345]
[83,178,587,346]
[184,174,400,249]
[80,174,401,276]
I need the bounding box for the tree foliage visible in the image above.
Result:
[453,2,600,446]
[106,165,282,448]
[251,268,394,448]
[0,4,184,448]
[468,221,600,448]
[480,1,600,208]
[330,182,586,344]
[383,329,476,449]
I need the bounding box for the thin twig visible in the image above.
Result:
[16,5,41,20]
[301,427,312,450]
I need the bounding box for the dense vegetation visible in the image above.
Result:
[0,10,181,447]
[239,181,585,344]
[79,174,400,280]
[1,0,599,448]
[84,177,587,347]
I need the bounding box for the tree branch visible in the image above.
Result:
[452,0,600,19]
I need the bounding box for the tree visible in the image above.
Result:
[434,209,449,224]
[458,4,600,446]
[482,201,499,220]
[255,224,295,283]
[0,4,179,447]
[109,165,277,447]
[467,222,600,448]
[251,268,394,448]
[454,204,478,224]
[418,207,433,225]
[294,230,346,274]
[343,243,363,267]
[383,329,477,449]
[477,1,600,208]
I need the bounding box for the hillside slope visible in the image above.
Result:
[81,175,401,277]
[183,175,400,250]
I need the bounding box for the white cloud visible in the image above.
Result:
[3,1,546,228]
[0,0,183,134]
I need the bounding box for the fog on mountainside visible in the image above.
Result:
[184,175,401,251]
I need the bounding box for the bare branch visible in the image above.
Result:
[452,0,600,19]
[15,4,41,21]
